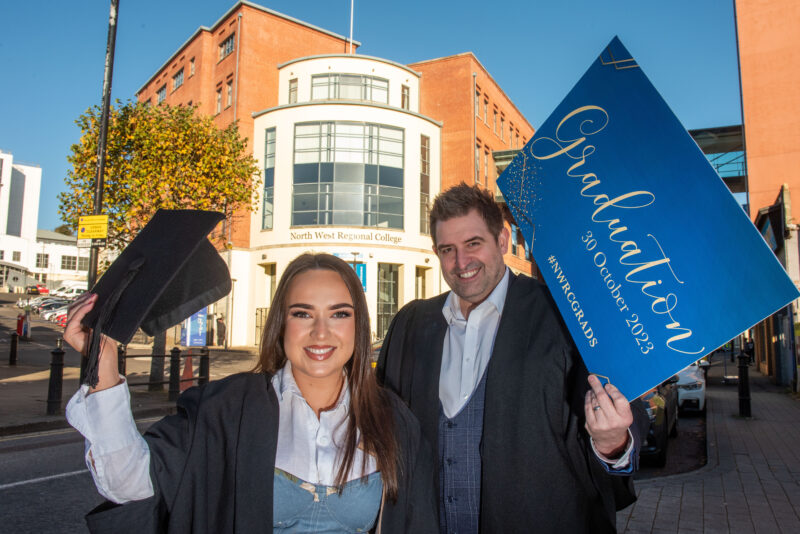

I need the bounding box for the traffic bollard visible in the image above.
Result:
[47,339,65,416]
[9,332,18,366]
[168,347,181,401]
[737,353,751,418]
[199,347,209,386]
[117,344,127,376]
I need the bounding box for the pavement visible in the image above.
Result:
[0,294,259,436]
[617,353,800,533]
[1,296,799,532]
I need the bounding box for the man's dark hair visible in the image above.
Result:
[429,182,504,246]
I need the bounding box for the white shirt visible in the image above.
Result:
[273,361,376,485]
[439,268,509,418]
[66,362,375,504]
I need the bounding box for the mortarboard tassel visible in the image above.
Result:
[84,257,146,387]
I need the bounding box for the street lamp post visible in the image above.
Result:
[81,0,120,384]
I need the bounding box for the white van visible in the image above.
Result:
[61,287,86,299]
[52,280,88,297]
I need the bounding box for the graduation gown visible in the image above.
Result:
[84,373,438,534]
[376,273,637,533]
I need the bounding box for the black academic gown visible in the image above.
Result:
[84,373,438,534]
[376,273,638,533]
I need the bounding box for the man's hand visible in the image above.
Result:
[584,375,633,458]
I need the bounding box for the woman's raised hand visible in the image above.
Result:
[64,293,121,392]
[64,293,97,355]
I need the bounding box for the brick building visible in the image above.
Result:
[736,0,800,388]
[136,1,357,249]
[136,1,536,345]
[411,53,536,274]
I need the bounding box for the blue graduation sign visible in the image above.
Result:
[497,37,799,400]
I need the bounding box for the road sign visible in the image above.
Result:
[78,215,109,239]
[77,238,107,248]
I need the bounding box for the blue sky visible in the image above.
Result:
[0,0,740,232]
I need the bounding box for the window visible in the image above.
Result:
[262,128,276,230]
[12,251,21,262]
[0,251,4,260]
[401,85,410,110]
[157,84,167,104]
[172,69,184,91]
[493,110,498,133]
[415,266,427,300]
[511,223,518,255]
[377,263,399,339]
[522,136,526,146]
[226,81,233,108]
[475,144,480,184]
[500,116,505,140]
[219,33,235,60]
[61,255,77,270]
[78,257,90,271]
[292,121,404,229]
[288,78,298,104]
[420,135,430,234]
[190,58,195,76]
[509,124,514,146]
[311,74,388,104]
[216,88,222,113]
[483,99,488,121]
[484,149,489,184]
[475,90,480,116]
[36,253,49,269]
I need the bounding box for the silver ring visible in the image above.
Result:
[593,405,601,411]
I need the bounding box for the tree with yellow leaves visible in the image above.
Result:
[59,100,261,250]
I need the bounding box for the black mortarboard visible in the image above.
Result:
[81,209,231,386]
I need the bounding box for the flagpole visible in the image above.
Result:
[349,0,354,54]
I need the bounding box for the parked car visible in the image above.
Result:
[34,298,69,314]
[52,281,88,297]
[676,362,706,413]
[639,375,679,467]
[60,287,86,299]
[43,305,70,321]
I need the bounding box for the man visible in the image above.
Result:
[216,315,226,347]
[377,184,640,533]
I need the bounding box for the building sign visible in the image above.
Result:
[289,229,403,245]
[181,308,208,347]
[497,37,800,400]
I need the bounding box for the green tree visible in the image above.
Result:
[59,100,261,249]
[61,100,261,385]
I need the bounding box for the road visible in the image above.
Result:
[0,426,101,533]
[0,419,161,533]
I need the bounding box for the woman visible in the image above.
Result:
[65,253,437,533]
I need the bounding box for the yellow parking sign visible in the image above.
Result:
[78,215,109,239]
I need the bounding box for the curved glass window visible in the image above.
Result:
[292,122,404,229]
[311,74,389,104]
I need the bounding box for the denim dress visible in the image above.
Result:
[273,468,383,533]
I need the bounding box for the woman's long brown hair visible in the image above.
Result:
[253,253,399,499]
